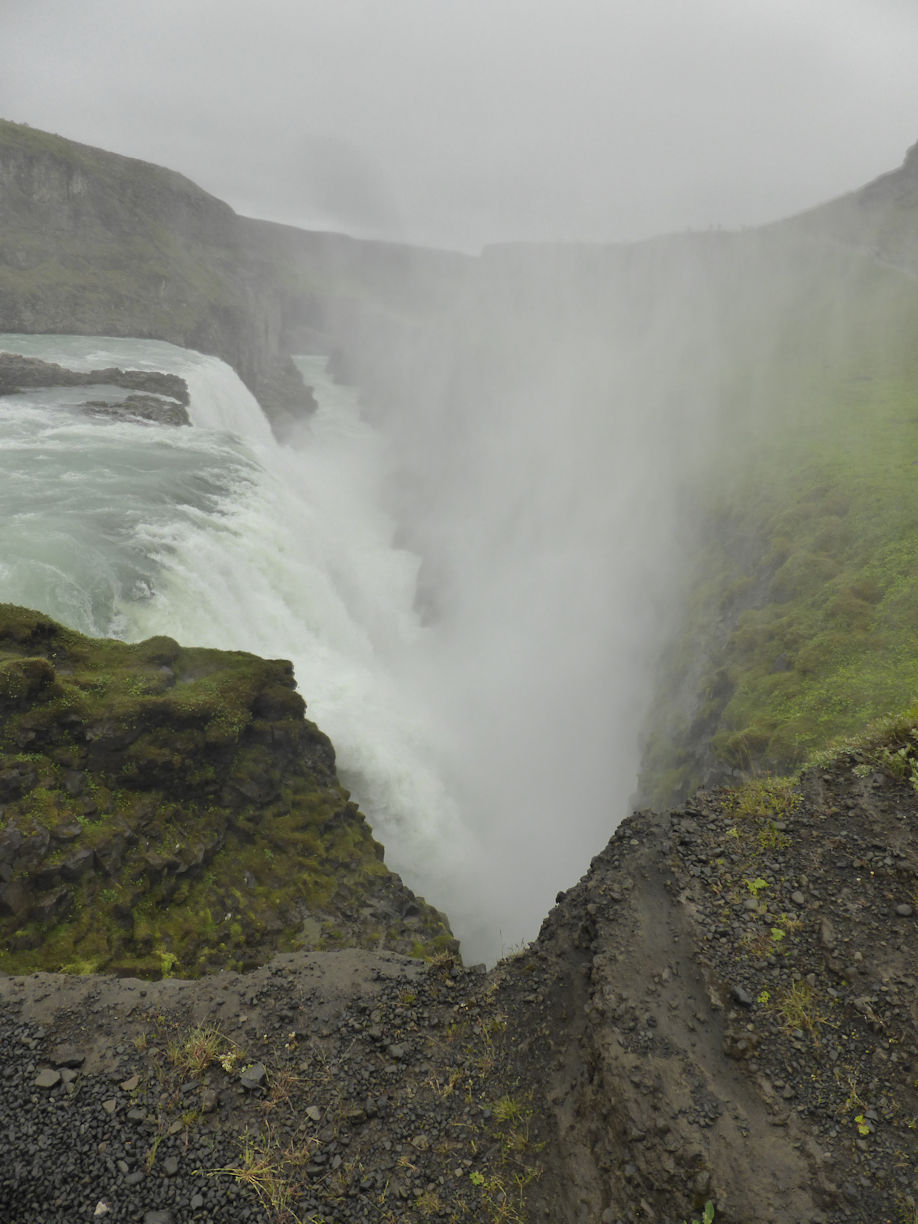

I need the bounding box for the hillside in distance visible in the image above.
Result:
[0,118,467,433]
[638,142,918,802]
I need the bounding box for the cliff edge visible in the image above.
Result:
[2,717,916,1222]
[0,604,453,978]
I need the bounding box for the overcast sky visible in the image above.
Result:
[2,0,917,251]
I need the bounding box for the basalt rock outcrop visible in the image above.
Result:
[0,351,192,425]
[0,604,454,978]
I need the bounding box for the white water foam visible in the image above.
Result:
[0,331,695,962]
[0,336,478,944]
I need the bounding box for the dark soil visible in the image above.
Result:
[1,747,916,1223]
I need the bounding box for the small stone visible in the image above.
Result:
[731,986,753,1008]
[143,1213,174,1224]
[305,1104,322,1122]
[102,1098,118,1115]
[791,891,806,906]
[693,1170,711,1195]
[190,1195,204,1210]
[240,1062,267,1090]
[200,1086,219,1113]
[34,1068,61,1089]
[895,903,914,917]
[93,1204,111,1218]
[163,1155,179,1177]
[120,1073,140,1092]
[50,1045,86,1068]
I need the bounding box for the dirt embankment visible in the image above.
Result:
[522,749,918,1223]
[3,738,916,1223]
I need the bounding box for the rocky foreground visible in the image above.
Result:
[2,722,917,1223]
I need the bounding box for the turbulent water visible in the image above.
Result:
[0,332,689,961]
[0,335,484,937]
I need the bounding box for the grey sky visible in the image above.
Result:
[2,0,917,251]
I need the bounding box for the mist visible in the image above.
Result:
[3,1,918,250]
[288,238,745,958]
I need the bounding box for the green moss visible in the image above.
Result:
[0,604,455,976]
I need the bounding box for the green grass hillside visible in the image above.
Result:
[640,233,918,804]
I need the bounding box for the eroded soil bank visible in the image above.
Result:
[3,737,916,1223]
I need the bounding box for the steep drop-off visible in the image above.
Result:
[0,604,453,977]
[2,721,917,1222]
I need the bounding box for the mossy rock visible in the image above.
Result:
[0,605,455,976]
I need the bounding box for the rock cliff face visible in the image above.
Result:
[0,604,453,977]
[0,119,312,425]
[0,119,468,434]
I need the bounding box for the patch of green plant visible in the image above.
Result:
[166,1023,239,1077]
[208,1125,315,1222]
[639,256,918,804]
[775,980,830,1040]
[727,776,800,823]
[0,604,455,977]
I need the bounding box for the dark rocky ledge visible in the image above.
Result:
[0,351,189,402]
[79,392,191,427]
[2,710,917,1220]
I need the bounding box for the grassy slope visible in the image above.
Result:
[0,605,453,977]
[640,236,918,805]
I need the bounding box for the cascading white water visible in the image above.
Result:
[0,330,693,962]
[0,334,478,937]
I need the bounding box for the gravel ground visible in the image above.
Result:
[0,949,542,1224]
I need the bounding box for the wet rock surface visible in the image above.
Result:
[0,352,192,425]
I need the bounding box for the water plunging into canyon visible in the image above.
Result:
[0,333,689,961]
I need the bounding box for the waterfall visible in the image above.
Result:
[0,330,689,962]
[0,335,484,944]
